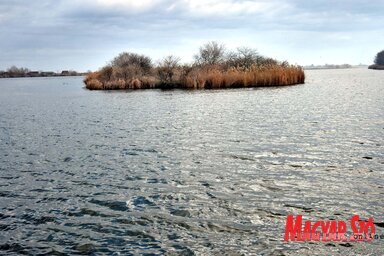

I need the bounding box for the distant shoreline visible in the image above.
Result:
[303,64,368,70]
[368,64,384,70]
[0,74,86,79]
[0,72,86,79]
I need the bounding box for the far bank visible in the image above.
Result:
[368,64,384,70]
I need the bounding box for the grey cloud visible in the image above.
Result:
[0,0,383,70]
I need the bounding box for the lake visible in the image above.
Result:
[0,69,383,255]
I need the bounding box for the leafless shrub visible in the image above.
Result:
[111,52,153,74]
[157,55,181,84]
[226,47,260,69]
[194,41,226,66]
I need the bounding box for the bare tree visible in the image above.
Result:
[98,65,113,81]
[194,41,226,66]
[7,66,29,77]
[157,55,181,84]
[111,52,153,74]
[226,47,260,69]
[257,57,279,67]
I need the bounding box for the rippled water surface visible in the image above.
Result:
[0,69,383,255]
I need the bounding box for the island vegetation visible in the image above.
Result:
[368,50,384,70]
[84,42,305,90]
[0,66,86,78]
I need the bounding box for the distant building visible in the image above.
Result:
[61,70,79,76]
[27,71,40,77]
[41,72,55,76]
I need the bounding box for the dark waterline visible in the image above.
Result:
[0,70,383,255]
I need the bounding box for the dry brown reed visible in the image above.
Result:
[85,65,304,90]
[177,65,304,89]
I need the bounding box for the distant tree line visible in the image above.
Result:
[1,66,30,77]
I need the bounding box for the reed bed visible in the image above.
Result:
[85,65,304,90]
[179,65,304,89]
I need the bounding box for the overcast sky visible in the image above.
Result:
[0,0,383,71]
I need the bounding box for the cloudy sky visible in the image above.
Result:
[0,0,383,71]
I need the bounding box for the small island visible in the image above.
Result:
[368,50,384,70]
[84,42,305,90]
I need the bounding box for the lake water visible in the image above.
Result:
[0,69,383,255]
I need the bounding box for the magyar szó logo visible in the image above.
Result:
[284,215,380,242]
